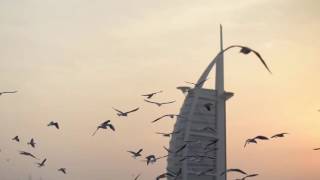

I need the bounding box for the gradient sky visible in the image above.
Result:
[1,0,320,180]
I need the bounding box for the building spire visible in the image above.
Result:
[216,24,225,94]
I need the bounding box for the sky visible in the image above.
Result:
[0,0,320,179]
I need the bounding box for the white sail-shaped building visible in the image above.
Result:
[167,26,232,180]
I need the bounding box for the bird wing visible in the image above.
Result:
[92,128,99,136]
[137,149,143,154]
[134,174,141,180]
[112,107,123,113]
[254,135,269,140]
[251,50,272,73]
[313,148,320,150]
[161,101,176,105]
[144,99,157,104]
[41,158,47,165]
[152,115,167,123]
[2,91,18,94]
[107,124,115,131]
[125,107,139,114]
[127,151,136,155]
[54,123,59,129]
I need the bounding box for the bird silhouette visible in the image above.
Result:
[220,45,272,73]
[144,99,176,107]
[141,91,162,99]
[127,149,143,158]
[313,148,320,150]
[151,114,180,123]
[271,133,288,138]
[92,120,115,136]
[37,158,47,167]
[0,91,18,96]
[58,168,67,174]
[47,121,59,129]
[220,168,247,176]
[112,107,139,117]
[27,138,36,148]
[19,151,38,159]
[145,155,156,165]
[12,136,20,142]
[244,135,269,147]
[235,174,259,180]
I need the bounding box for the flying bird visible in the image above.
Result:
[0,91,18,96]
[19,151,38,159]
[313,148,320,150]
[141,91,163,99]
[12,136,20,142]
[235,174,259,180]
[145,155,156,165]
[27,138,36,148]
[58,168,67,174]
[220,45,272,73]
[37,158,47,167]
[244,135,268,147]
[271,133,288,138]
[127,149,143,158]
[176,86,191,94]
[144,99,176,107]
[151,114,180,123]
[92,120,115,136]
[220,168,247,176]
[112,107,139,117]
[48,121,59,129]
[185,78,209,88]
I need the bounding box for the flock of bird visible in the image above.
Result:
[1,45,320,180]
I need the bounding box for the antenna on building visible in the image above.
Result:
[215,24,224,94]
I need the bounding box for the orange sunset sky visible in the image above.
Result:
[0,0,320,180]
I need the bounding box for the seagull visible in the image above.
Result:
[313,148,320,150]
[220,45,272,73]
[27,138,36,148]
[12,136,20,142]
[220,168,247,176]
[176,86,191,94]
[244,135,268,147]
[144,99,176,107]
[47,121,59,129]
[112,107,139,117]
[185,78,209,88]
[235,174,259,180]
[141,91,163,99]
[58,168,67,174]
[156,130,180,137]
[0,91,18,96]
[19,151,38,159]
[145,155,156,165]
[127,149,143,158]
[271,133,288,138]
[37,158,47,167]
[92,120,115,136]
[204,103,214,111]
[151,114,180,123]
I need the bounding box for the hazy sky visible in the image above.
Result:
[0,0,320,180]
